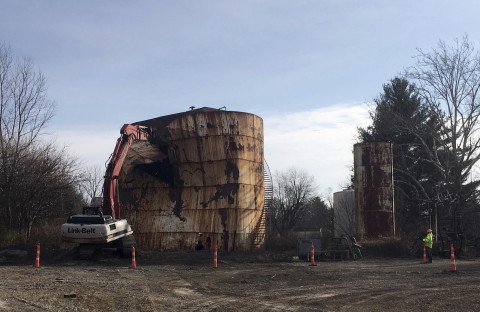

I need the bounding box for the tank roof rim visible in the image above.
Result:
[132,107,263,126]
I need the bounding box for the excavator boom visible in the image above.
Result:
[102,124,151,219]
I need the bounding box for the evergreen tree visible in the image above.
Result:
[358,78,441,237]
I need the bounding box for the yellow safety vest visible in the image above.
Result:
[423,232,433,248]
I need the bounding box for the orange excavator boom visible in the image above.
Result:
[102,124,151,219]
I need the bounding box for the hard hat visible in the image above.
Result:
[427,228,432,232]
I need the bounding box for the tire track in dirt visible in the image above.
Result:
[166,266,301,311]
[176,268,326,311]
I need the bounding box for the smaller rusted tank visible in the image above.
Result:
[354,142,395,239]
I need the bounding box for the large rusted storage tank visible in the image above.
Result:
[117,107,265,251]
[354,142,395,239]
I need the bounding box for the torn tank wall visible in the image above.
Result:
[354,142,395,239]
[117,108,265,251]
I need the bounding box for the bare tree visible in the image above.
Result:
[295,195,333,237]
[406,36,480,237]
[15,143,81,239]
[78,164,104,205]
[271,167,316,237]
[0,43,59,241]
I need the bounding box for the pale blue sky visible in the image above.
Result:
[1,1,479,193]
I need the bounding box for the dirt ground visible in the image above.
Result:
[0,248,479,312]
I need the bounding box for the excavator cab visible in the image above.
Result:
[82,206,103,216]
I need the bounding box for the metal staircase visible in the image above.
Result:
[251,159,273,248]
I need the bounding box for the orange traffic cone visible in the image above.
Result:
[131,244,137,269]
[450,243,456,272]
[35,242,40,268]
[309,241,317,266]
[423,245,427,264]
[213,244,218,268]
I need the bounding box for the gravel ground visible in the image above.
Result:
[0,248,479,311]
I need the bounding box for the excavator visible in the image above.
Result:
[61,124,152,258]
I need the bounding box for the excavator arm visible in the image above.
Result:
[102,124,151,219]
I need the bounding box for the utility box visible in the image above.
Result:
[296,239,320,260]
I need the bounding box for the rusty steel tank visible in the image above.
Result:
[353,142,395,239]
[116,107,265,251]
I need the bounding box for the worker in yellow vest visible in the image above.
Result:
[422,228,433,263]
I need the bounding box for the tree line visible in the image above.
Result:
[358,36,480,248]
[270,36,480,251]
[0,44,101,246]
